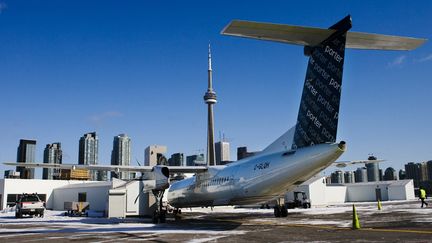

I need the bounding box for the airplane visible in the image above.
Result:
[5,15,426,223]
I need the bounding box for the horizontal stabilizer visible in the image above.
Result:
[221,20,426,50]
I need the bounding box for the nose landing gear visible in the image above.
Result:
[151,189,167,224]
[274,199,288,217]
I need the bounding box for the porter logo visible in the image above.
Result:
[293,27,348,149]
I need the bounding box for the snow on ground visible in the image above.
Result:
[0,201,430,235]
[0,210,246,236]
[178,201,432,217]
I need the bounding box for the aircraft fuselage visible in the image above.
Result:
[167,142,345,208]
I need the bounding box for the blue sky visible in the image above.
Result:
[0,1,431,178]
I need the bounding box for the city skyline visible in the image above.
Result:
[1,1,432,178]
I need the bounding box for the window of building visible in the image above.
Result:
[78,192,87,202]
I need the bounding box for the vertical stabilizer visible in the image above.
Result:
[292,15,352,149]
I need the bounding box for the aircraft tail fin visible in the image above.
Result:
[292,15,351,149]
[221,15,426,150]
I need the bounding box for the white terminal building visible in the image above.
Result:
[285,176,415,207]
[0,175,415,217]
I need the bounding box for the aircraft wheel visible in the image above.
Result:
[159,211,166,223]
[280,205,288,217]
[274,206,281,217]
[152,212,159,224]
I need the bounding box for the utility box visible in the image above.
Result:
[108,189,126,218]
[64,201,90,216]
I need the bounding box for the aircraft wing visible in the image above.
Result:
[4,162,208,173]
[221,20,427,50]
[333,159,386,168]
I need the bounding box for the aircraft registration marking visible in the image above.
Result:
[254,162,270,171]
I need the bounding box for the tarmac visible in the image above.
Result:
[0,200,431,242]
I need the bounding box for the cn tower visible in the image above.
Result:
[204,44,217,166]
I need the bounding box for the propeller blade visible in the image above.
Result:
[134,190,142,204]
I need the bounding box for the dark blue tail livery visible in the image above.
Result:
[292,16,352,149]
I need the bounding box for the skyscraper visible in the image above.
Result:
[366,155,380,182]
[419,162,429,181]
[79,132,99,181]
[203,44,217,166]
[145,145,168,166]
[355,167,368,183]
[237,146,257,160]
[43,143,62,180]
[399,169,406,180]
[111,134,131,180]
[427,160,432,182]
[383,167,397,181]
[331,170,344,184]
[344,171,355,183]
[405,162,427,187]
[186,154,205,166]
[16,139,36,179]
[215,141,230,165]
[168,153,184,166]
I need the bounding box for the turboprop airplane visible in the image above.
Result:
[5,15,426,223]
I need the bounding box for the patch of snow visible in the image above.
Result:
[187,236,226,243]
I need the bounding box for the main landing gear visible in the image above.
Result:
[274,199,288,218]
[152,189,167,224]
[173,208,182,221]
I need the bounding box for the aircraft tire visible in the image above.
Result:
[274,206,281,217]
[159,211,166,223]
[280,205,288,217]
[152,212,159,224]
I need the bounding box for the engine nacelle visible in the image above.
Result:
[139,165,170,191]
[152,166,170,190]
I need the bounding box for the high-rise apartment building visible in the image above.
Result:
[419,162,429,181]
[383,167,397,181]
[79,132,99,181]
[405,162,428,187]
[111,134,131,180]
[43,142,62,180]
[237,147,257,160]
[168,153,184,166]
[399,169,406,180]
[186,154,205,166]
[366,156,380,182]
[355,167,368,183]
[145,145,168,166]
[427,160,432,182]
[16,139,36,179]
[344,171,355,184]
[215,141,230,165]
[331,170,344,184]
